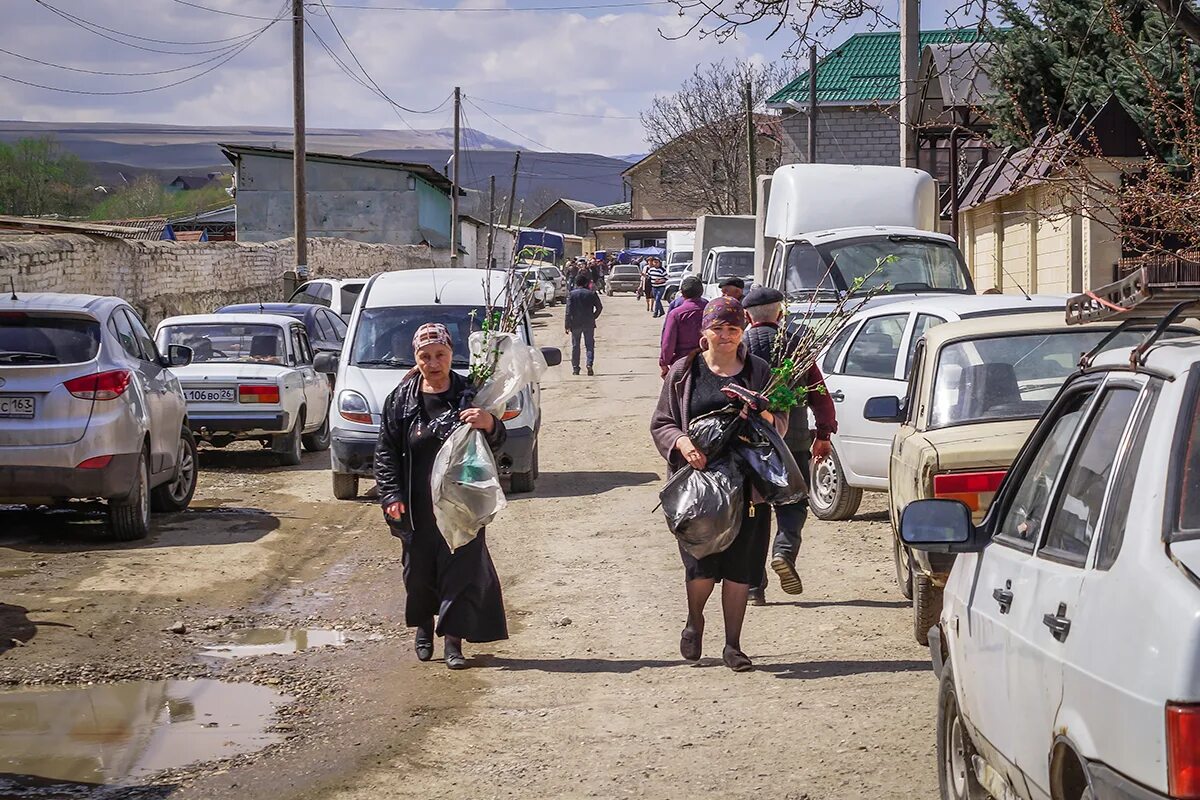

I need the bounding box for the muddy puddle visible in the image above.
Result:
[199,628,349,659]
[0,679,289,788]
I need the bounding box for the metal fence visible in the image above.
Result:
[1117,250,1200,286]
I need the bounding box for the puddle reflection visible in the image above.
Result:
[199,628,348,659]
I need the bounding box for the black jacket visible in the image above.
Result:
[373,370,508,525]
[744,322,811,452]
[565,287,603,331]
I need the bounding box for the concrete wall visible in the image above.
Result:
[780,106,900,167]
[0,234,449,325]
[234,152,452,247]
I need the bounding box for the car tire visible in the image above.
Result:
[606,288,613,297]
[937,663,989,800]
[274,411,304,466]
[302,410,331,452]
[151,427,198,513]
[809,447,863,520]
[332,472,359,500]
[894,535,914,600]
[108,450,151,541]
[509,469,534,494]
[914,572,943,646]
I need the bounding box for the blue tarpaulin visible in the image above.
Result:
[622,246,666,259]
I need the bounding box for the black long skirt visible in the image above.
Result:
[390,522,509,643]
[678,501,771,585]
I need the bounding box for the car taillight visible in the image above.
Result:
[933,470,1006,513]
[338,390,372,424]
[76,455,113,469]
[501,395,522,422]
[239,385,280,404]
[1168,703,1200,798]
[65,370,131,401]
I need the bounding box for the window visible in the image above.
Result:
[1096,390,1152,569]
[1040,388,1139,563]
[314,283,333,305]
[108,311,141,360]
[158,323,286,365]
[905,314,944,376]
[904,342,924,425]
[292,328,313,365]
[314,312,336,343]
[783,242,835,296]
[766,245,783,289]
[997,389,1094,546]
[326,311,347,339]
[2,315,100,365]
[124,309,159,363]
[817,237,970,294]
[842,314,907,379]
[350,305,487,368]
[823,323,858,374]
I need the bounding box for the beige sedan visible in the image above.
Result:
[865,311,1195,645]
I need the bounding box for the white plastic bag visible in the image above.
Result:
[430,424,507,552]
[468,331,547,415]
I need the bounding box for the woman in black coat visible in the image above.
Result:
[374,322,508,670]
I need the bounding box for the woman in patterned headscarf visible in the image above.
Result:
[374,323,509,670]
[650,297,786,672]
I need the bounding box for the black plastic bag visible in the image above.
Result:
[658,458,745,559]
[687,408,741,457]
[734,415,808,505]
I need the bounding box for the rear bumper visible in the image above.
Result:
[1087,763,1168,800]
[496,425,534,475]
[0,453,141,502]
[190,411,290,436]
[331,428,378,477]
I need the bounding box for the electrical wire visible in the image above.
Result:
[319,1,668,10]
[464,96,553,151]
[168,0,290,20]
[471,95,640,120]
[0,45,260,77]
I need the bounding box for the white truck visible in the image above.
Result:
[692,215,756,278]
[665,230,696,272]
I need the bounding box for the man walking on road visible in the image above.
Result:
[659,275,706,377]
[741,286,837,604]
[647,256,669,318]
[565,272,603,376]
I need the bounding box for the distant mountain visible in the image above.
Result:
[612,153,647,163]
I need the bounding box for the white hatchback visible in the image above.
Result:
[900,331,1200,800]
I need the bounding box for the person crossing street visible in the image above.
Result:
[565,272,604,376]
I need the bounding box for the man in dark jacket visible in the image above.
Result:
[565,272,603,376]
[741,286,838,603]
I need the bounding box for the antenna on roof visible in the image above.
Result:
[1000,267,1032,301]
[8,277,15,301]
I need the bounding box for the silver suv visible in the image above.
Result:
[0,293,198,540]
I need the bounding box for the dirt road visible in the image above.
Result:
[0,294,937,799]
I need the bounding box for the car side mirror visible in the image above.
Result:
[165,344,193,368]
[541,347,562,367]
[864,395,905,423]
[900,499,987,554]
[314,351,340,375]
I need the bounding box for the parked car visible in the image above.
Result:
[154,313,333,465]
[217,302,348,355]
[865,310,1195,644]
[900,328,1200,800]
[321,269,561,501]
[606,264,642,296]
[810,294,1065,522]
[288,278,367,321]
[538,265,568,302]
[699,246,755,299]
[0,293,197,540]
[663,261,690,302]
[516,266,553,309]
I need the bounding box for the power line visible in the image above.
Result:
[465,96,553,151]
[320,1,668,10]
[168,0,289,20]
[0,45,257,77]
[471,95,640,120]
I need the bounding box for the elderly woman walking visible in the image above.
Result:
[375,323,509,670]
[650,297,785,672]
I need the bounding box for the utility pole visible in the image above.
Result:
[899,0,919,168]
[486,175,496,269]
[807,45,818,163]
[292,0,307,278]
[450,86,461,268]
[505,150,521,228]
[745,81,757,215]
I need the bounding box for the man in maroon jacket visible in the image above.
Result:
[658,275,707,377]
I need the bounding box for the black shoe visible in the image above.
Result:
[445,638,467,670]
[771,554,803,595]
[586,366,594,376]
[572,367,580,375]
[747,587,766,606]
[414,622,434,662]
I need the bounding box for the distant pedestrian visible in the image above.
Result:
[375,323,509,670]
[719,276,745,302]
[741,287,837,605]
[641,260,653,311]
[565,272,603,376]
[647,256,669,317]
[659,275,706,378]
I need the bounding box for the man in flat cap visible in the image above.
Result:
[718,276,745,302]
[741,285,838,604]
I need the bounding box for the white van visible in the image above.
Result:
[318,269,561,500]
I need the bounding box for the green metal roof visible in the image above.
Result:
[768,29,983,106]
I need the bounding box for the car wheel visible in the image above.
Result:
[302,410,331,452]
[914,572,943,646]
[606,288,613,297]
[108,450,151,541]
[894,534,914,600]
[332,472,359,500]
[273,411,304,466]
[509,470,534,494]
[151,427,198,512]
[809,447,863,520]
[937,663,989,800]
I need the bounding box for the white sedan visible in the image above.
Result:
[155,313,333,465]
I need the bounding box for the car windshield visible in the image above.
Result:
[613,266,640,276]
[669,252,691,265]
[158,323,287,365]
[715,252,754,279]
[0,314,100,365]
[539,269,558,281]
[823,237,969,293]
[340,283,364,310]
[350,305,485,368]
[668,263,687,276]
[929,330,1156,428]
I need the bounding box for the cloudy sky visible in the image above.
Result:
[2,0,973,156]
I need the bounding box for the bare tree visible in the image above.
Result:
[664,0,892,58]
[640,59,786,216]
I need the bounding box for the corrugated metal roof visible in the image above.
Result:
[0,215,168,240]
[578,202,631,219]
[88,217,172,240]
[768,29,985,107]
[590,218,695,232]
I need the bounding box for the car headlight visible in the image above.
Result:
[501,393,523,421]
[338,390,372,424]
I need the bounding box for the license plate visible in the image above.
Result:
[0,395,35,419]
[184,388,235,403]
